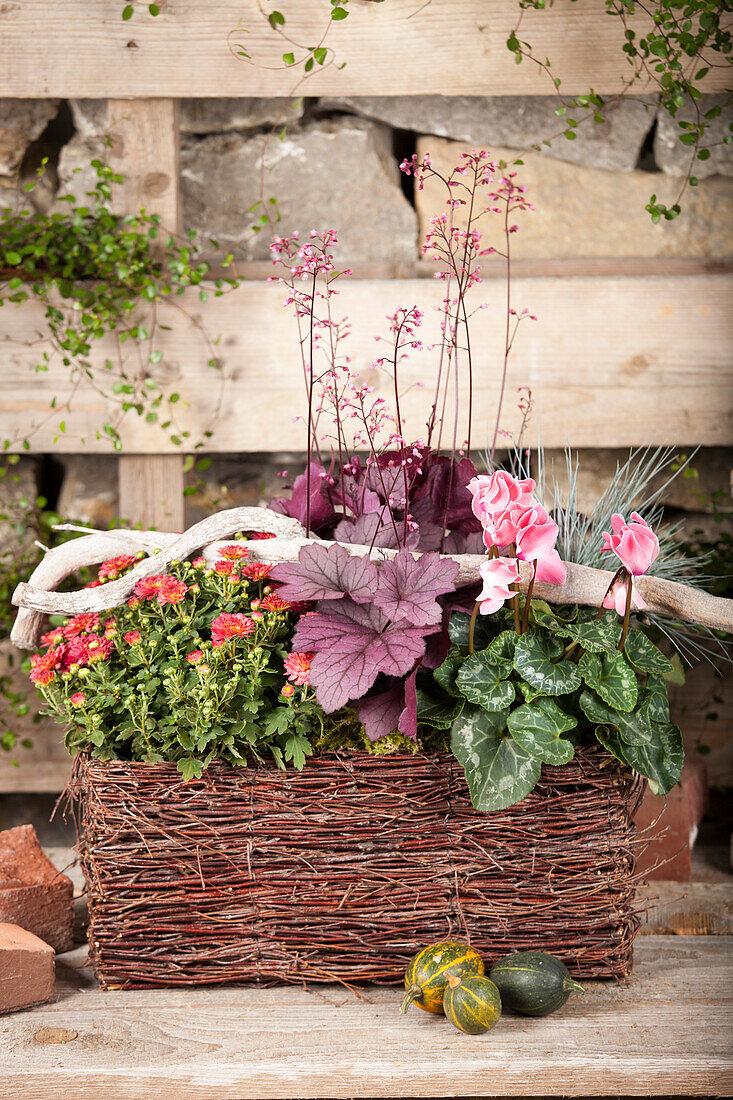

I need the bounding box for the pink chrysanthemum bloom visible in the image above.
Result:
[98,554,136,582]
[40,627,65,648]
[87,637,114,663]
[124,630,142,645]
[211,613,255,647]
[30,649,64,685]
[248,531,276,540]
[64,613,100,639]
[157,576,188,605]
[281,683,296,698]
[70,691,86,707]
[217,544,250,561]
[284,651,314,687]
[192,556,206,568]
[214,560,236,576]
[186,649,204,665]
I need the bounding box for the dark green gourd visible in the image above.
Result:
[489,951,585,1016]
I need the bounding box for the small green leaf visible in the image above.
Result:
[331,5,348,19]
[556,612,621,654]
[513,628,582,696]
[580,650,638,712]
[595,722,683,795]
[268,9,285,28]
[433,655,464,699]
[122,3,134,18]
[579,689,652,746]
[451,705,540,812]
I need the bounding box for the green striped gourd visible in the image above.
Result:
[443,974,502,1035]
[400,941,484,1015]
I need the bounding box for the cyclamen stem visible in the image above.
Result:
[468,600,481,655]
[619,573,634,651]
[521,561,536,634]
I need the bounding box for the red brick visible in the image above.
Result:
[0,825,73,952]
[0,922,55,1014]
[634,759,708,881]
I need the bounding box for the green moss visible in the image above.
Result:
[316,708,450,756]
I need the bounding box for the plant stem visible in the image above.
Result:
[468,600,480,655]
[521,561,536,634]
[618,575,634,650]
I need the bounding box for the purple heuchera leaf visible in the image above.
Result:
[357,670,418,742]
[271,543,377,604]
[332,512,412,550]
[292,598,430,712]
[269,462,335,533]
[374,548,459,626]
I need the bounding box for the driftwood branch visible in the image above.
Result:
[11,506,733,649]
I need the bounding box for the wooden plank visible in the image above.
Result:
[1,275,731,452]
[637,883,733,936]
[106,98,185,531]
[2,937,731,1098]
[118,454,185,531]
[0,1,730,98]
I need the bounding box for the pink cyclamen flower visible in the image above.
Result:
[601,512,659,576]
[534,549,567,585]
[70,692,86,707]
[514,504,560,563]
[284,651,314,687]
[468,470,535,528]
[476,557,522,615]
[603,575,647,616]
[186,649,204,665]
[211,612,255,647]
[124,630,142,645]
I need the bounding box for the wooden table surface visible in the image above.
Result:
[1,936,731,1100]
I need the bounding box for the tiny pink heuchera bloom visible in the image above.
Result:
[602,512,659,576]
[284,651,314,687]
[603,575,647,616]
[477,557,522,614]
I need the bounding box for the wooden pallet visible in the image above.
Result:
[1,936,731,1099]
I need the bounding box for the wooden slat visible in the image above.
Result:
[0,0,730,98]
[106,98,185,531]
[1,275,731,452]
[2,937,731,1098]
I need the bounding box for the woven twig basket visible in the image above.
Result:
[71,743,644,990]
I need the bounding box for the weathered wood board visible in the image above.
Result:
[2,1,729,99]
[2,275,731,453]
[0,937,731,1098]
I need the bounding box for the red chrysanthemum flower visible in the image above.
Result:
[29,648,63,685]
[84,580,103,589]
[134,575,167,600]
[211,612,255,647]
[124,630,142,645]
[98,554,136,582]
[40,627,65,648]
[87,636,114,663]
[64,613,100,639]
[217,544,249,561]
[248,531,276,540]
[157,576,188,605]
[186,649,204,665]
[192,556,206,567]
[60,637,91,670]
[214,560,236,576]
[262,593,292,612]
[70,691,86,707]
[283,651,314,687]
[242,562,272,581]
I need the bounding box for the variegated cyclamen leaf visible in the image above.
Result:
[579,689,653,746]
[642,674,671,723]
[513,628,581,696]
[580,650,638,712]
[374,548,459,626]
[416,681,464,728]
[489,630,519,664]
[457,650,515,712]
[555,613,621,654]
[448,610,497,655]
[450,704,541,812]
[623,629,674,676]
[434,654,464,698]
[595,721,683,795]
[292,598,429,712]
[271,542,378,604]
[507,697,577,765]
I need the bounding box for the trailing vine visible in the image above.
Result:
[0,155,238,456]
[507,0,733,220]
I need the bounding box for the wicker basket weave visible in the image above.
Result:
[71,744,644,989]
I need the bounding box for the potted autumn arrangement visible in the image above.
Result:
[14,150,728,991]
